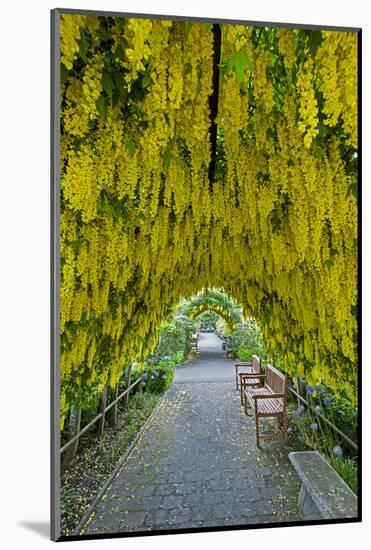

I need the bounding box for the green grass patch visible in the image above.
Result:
[329,456,358,494]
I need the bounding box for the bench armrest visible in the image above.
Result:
[238,371,256,377]
[235,362,252,366]
[252,393,285,400]
[240,373,265,379]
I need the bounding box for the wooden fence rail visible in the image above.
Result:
[60,375,143,455]
[261,359,358,452]
[288,387,358,452]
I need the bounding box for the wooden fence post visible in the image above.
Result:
[62,403,82,469]
[107,384,119,427]
[123,365,132,410]
[296,377,302,408]
[98,384,108,437]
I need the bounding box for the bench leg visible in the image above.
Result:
[240,379,244,404]
[282,412,288,445]
[298,484,323,520]
[235,366,239,391]
[255,414,260,448]
[244,392,249,415]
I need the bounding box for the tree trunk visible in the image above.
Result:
[62,403,82,470]
[98,384,108,437]
[107,384,119,428]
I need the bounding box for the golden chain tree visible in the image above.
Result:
[59,15,358,425]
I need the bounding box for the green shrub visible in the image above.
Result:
[325,397,358,444]
[172,350,185,364]
[229,320,267,357]
[156,323,186,358]
[77,385,103,427]
[149,316,194,364]
[143,358,175,393]
[197,310,218,330]
[174,313,196,342]
[237,347,252,361]
[129,364,144,386]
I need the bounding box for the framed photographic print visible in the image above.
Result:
[51,8,361,541]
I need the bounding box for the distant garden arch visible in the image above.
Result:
[181,289,242,331]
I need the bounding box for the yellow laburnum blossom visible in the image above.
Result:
[60,13,85,70]
[62,54,103,138]
[277,28,297,70]
[124,18,153,89]
[316,31,358,147]
[297,58,319,148]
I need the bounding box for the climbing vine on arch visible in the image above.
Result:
[59,14,358,425]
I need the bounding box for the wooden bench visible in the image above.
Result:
[243,364,288,447]
[190,340,198,352]
[289,451,358,520]
[235,354,261,401]
[189,333,198,352]
[225,347,235,359]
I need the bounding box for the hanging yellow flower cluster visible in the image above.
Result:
[316,31,358,148]
[297,58,319,148]
[60,13,85,70]
[59,15,358,426]
[217,25,358,400]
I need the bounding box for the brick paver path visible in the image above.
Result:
[83,333,300,535]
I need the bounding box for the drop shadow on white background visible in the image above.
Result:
[18,522,50,539]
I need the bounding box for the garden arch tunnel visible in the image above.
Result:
[59,15,358,424]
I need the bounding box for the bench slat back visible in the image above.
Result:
[252,355,261,374]
[266,364,287,394]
